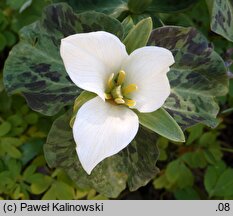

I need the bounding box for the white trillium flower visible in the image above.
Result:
[60,31,175,174]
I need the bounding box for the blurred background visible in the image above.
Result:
[0,0,232,200]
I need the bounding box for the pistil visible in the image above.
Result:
[105,70,138,107]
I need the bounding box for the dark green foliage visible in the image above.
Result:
[204,161,233,199]
[3,3,124,116]
[44,111,160,197]
[148,26,228,129]
[0,91,106,200]
[147,0,198,13]
[207,0,233,42]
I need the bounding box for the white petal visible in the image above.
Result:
[122,46,174,113]
[73,96,139,174]
[60,31,128,99]
[132,73,170,112]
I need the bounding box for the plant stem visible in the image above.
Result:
[220,147,233,153]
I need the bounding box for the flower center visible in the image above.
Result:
[104,70,138,107]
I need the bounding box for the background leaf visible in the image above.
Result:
[204,161,233,198]
[3,3,124,116]
[207,0,233,42]
[54,0,128,18]
[44,111,160,197]
[148,26,228,129]
[148,0,198,13]
[127,0,152,14]
[165,159,194,188]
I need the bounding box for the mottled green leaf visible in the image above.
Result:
[54,0,128,19]
[136,108,185,142]
[123,127,160,191]
[3,3,124,116]
[44,111,159,197]
[128,0,152,14]
[58,0,197,14]
[207,0,233,42]
[148,26,228,129]
[123,17,152,54]
[148,0,198,13]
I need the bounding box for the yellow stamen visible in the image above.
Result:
[104,93,112,100]
[104,70,138,107]
[117,70,126,85]
[124,99,136,107]
[107,73,115,90]
[114,98,125,104]
[122,84,138,95]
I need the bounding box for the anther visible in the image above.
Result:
[124,99,136,107]
[114,98,125,104]
[107,73,115,90]
[117,70,126,85]
[122,84,138,95]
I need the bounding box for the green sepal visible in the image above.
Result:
[128,0,152,14]
[121,16,135,38]
[123,17,152,54]
[70,91,96,128]
[136,108,185,142]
